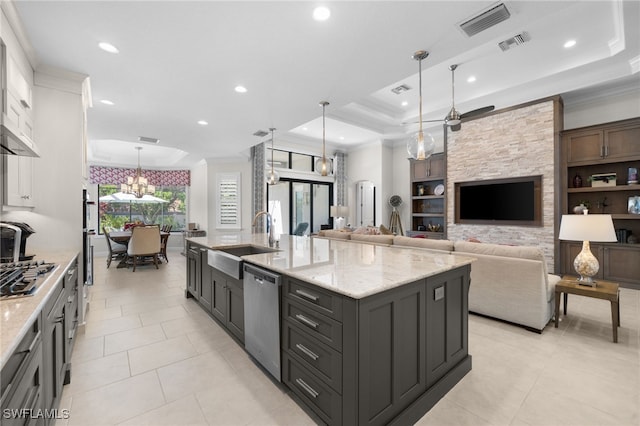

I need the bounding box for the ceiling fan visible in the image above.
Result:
[416,64,495,132]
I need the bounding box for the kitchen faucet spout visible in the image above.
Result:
[252,210,275,247]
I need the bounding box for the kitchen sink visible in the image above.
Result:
[207,245,279,280]
[218,245,279,257]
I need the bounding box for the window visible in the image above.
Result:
[216,172,241,229]
[98,184,187,233]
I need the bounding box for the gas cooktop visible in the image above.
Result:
[0,260,56,299]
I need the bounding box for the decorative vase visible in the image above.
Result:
[573,173,583,188]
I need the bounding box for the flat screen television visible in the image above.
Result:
[455,175,542,226]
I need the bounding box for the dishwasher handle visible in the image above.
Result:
[244,264,281,286]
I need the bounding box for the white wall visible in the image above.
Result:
[346,141,383,227]
[3,77,85,253]
[206,157,253,235]
[564,86,640,130]
[189,160,208,231]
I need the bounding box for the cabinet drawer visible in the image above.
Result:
[284,299,342,352]
[282,354,342,426]
[285,277,342,320]
[2,343,43,426]
[283,322,342,393]
[1,317,41,403]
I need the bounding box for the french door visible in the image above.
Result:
[266,179,332,235]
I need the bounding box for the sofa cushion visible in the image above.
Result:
[454,240,545,262]
[353,226,381,235]
[393,236,454,251]
[350,234,393,245]
[319,229,351,240]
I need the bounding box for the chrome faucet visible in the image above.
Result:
[252,210,275,247]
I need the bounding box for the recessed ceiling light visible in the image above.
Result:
[467,76,476,83]
[100,99,114,105]
[197,120,208,126]
[313,6,331,21]
[98,42,119,54]
[564,39,577,48]
[234,85,247,93]
[302,127,308,131]
[401,101,408,107]
[339,136,345,140]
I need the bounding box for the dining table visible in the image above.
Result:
[108,230,170,268]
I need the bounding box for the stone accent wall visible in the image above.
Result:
[447,100,558,272]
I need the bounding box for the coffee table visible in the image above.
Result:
[554,275,620,343]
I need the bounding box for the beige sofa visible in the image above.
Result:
[315,231,559,332]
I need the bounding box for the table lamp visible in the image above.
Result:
[330,205,349,230]
[558,212,617,286]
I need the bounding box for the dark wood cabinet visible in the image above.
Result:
[186,244,200,298]
[199,252,213,313]
[281,265,471,426]
[186,242,244,343]
[1,317,44,426]
[409,153,446,239]
[560,117,640,289]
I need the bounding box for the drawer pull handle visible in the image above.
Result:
[295,289,319,302]
[295,378,319,399]
[53,315,64,324]
[295,314,319,329]
[295,343,319,361]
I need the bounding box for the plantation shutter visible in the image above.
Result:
[216,172,241,229]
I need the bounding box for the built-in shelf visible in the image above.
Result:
[568,185,640,193]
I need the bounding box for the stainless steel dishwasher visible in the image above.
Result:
[243,263,282,382]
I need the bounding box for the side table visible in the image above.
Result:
[554,275,620,343]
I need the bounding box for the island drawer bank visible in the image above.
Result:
[185,235,474,425]
[1,252,80,426]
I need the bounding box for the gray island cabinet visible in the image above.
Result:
[185,235,473,425]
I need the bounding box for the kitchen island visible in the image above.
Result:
[186,234,474,426]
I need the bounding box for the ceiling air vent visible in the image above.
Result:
[253,130,268,137]
[138,136,160,144]
[391,84,411,95]
[459,3,510,37]
[498,32,531,51]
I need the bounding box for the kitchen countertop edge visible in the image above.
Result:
[1,251,79,368]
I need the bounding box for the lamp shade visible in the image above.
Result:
[330,205,349,217]
[558,214,617,242]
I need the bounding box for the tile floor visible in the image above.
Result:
[59,249,640,425]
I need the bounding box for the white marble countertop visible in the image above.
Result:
[188,234,474,299]
[1,251,79,368]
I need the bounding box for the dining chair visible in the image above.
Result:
[292,222,309,236]
[103,226,127,268]
[159,225,172,262]
[127,225,161,272]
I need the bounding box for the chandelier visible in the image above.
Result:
[121,146,155,198]
[407,50,435,161]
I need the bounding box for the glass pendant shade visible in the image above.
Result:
[315,156,333,176]
[267,169,280,185]
[407,50,435,161]
[407,130,435,161]
[267,127,280,185]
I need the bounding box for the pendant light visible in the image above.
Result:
[444,64,461,126]
[266,127,280,185]
[406,50,435,161]
[315,101,332,176]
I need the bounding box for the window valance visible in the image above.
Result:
[89,166,190,186]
